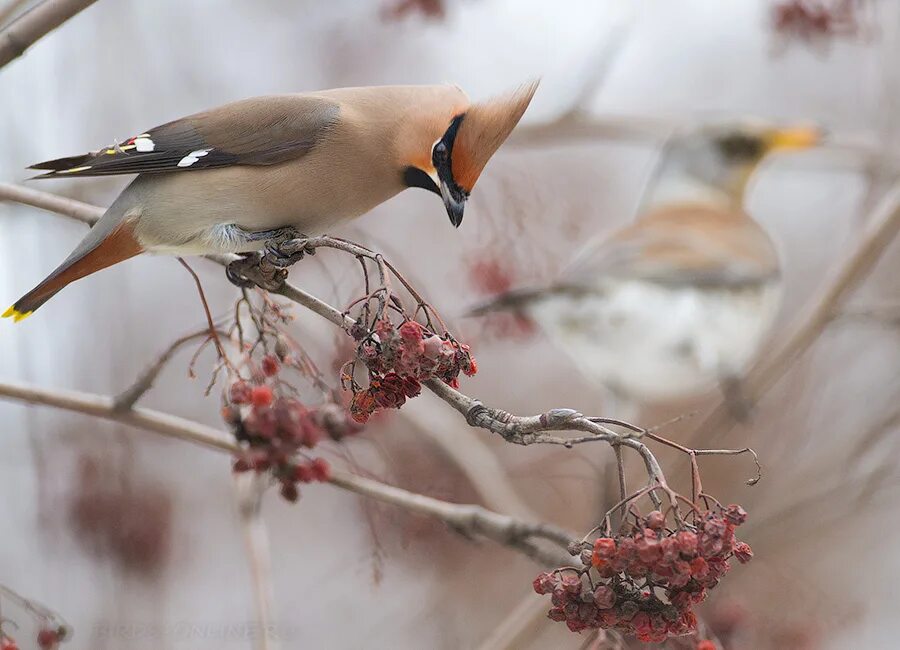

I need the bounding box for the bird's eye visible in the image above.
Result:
[433,141,448,164]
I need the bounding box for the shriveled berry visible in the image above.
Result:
[547,607,566,622]
[646,510,666,529]
[725,504,748,525]
[733,541,754,564]
[593,537,616,559]
[229,380,252,404]
[592,585,616,609]
[560,574,582,594]
[675,530,699,555]
[261,355,280,376]
[279,482,299,503]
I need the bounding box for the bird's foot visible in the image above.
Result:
[225,252,288,292]
[263,234,316,269]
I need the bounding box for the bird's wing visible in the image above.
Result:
[29,95,341,178]
[562,203,780,289]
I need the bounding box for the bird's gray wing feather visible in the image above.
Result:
[29,95,341,178]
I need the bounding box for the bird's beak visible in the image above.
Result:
[766,125,822,152]
[439,178,467,228]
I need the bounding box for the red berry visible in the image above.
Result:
[36,629,58,649]
[733,541,754,564]
[547,607,566,622]
[592,585,616,609]
[675,530,699,555]
[593,537,616,559]
[398,320,425,342]
[646,510,666,529]
[311,457,331,481]
[560,574,582,594]
[261,355,280,377]
[228,380,252,404]
[279,482,299,503]
[232,458,252,473]
[250,385,274,408]
[725,504,748,525]
[697,641,716,650]
[690,557,709,578]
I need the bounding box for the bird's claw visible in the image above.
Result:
[226,252,287,292]
[264,236,314,269]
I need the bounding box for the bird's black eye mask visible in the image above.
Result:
[402,114,468,202]
[717,133,765,162]
[432,113,469,204]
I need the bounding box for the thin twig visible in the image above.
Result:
[113,327,224,411]
[234,474,277,650]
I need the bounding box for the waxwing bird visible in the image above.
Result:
[4,82,538,322]
[469,121,820,416]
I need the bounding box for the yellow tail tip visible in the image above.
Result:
[2,306,32,322]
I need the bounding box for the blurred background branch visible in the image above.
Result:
[0,0,98,68]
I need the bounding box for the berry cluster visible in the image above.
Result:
[224,354,361,502]
[534,505,752,643]
[346,318,476,423]
[771,0,863,42]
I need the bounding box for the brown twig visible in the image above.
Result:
[0,0,100,69]
[0,583,69,635]
[112,327,225,412]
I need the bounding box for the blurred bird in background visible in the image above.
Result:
[469,121,820,420]
[3,82,537,322]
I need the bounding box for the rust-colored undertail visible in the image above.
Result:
[3,221,143,321]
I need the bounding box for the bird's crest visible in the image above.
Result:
[451,80,539,192]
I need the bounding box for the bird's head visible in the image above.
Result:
[653,120,822,206]
[401,81,538,228]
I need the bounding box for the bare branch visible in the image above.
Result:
[0,378,576,566]
[0,0,100,69]
[113,327,220,411]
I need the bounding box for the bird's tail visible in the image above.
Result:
[464,286,549,318]
[3,218,143,322]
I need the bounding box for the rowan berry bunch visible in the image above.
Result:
[224,354,361,502]
[771,0,868,44]
[343,317,477,424]
[534,504,753,643]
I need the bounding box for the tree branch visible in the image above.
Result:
[0,378,576,567]
[0,0,100,69]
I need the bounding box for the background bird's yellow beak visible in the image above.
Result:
[765,125,822,152]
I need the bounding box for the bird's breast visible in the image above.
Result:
[532,279,781,402]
